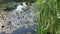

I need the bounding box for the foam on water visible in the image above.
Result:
[14,5,23,12]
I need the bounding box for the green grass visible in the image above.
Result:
[35,0,59,34]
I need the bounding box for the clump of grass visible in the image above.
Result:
[35,0,57,34]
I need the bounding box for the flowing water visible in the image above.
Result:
[0,3,37,34]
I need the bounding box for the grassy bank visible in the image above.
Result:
[35,0,58,34]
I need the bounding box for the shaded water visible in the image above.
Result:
[12,25,37,34]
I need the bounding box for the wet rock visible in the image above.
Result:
[3,7,13,11]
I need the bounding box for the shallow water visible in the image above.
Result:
[0,3,37,34]
[12,25,37,34]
